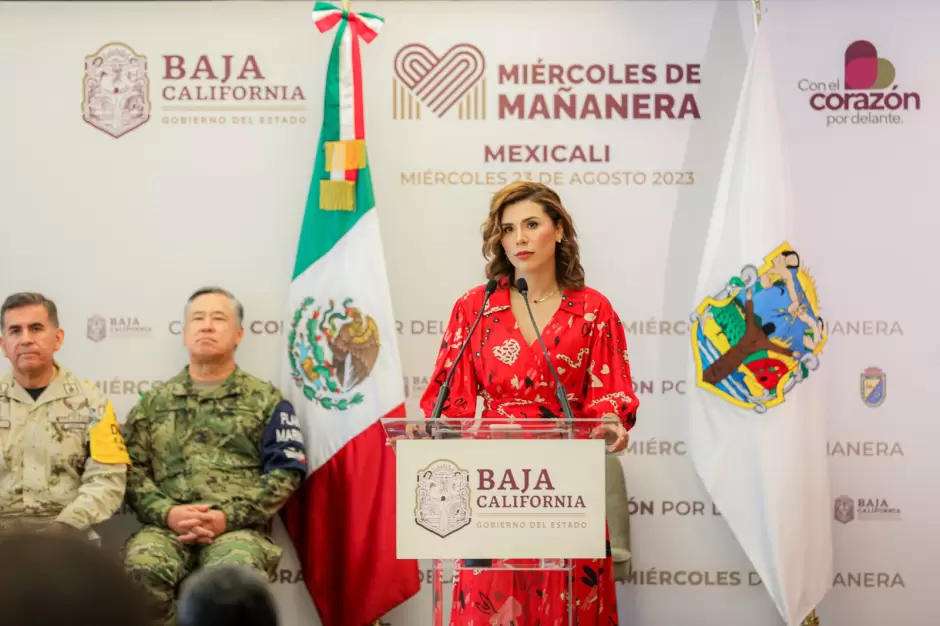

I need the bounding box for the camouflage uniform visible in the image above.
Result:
[0,364,128,533]
[122,366,306,626]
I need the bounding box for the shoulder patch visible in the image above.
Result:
[79,379,104,400]
[72,380,107,414]
[89,401,131,465]
[261,399,307,475]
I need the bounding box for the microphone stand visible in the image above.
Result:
[516,277,578,574]
[427,280,498,437]
[429,280,497,569]
[516,278,576,423]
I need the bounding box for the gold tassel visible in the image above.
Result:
[801,609,820,626]
[324,141,342,172]
[345,139,367,169]
[325,139,367,171]
[319,180,355,211]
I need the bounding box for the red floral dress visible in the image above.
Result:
[419,279,640,626]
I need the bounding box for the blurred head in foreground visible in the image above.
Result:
[177,564,278,626]
[0,531,149,626]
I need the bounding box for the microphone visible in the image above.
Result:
[430,278,496,570]
[428,278,499,420]
[515,277,575,422]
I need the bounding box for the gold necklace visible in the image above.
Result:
[515,286,559,304]
[532,289,559,304]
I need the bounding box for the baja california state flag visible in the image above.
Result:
[280,3,420,625]
[686,22,833,626]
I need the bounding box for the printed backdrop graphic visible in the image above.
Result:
[0,1,933,625]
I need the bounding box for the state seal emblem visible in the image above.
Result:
[834,495,855,524]
[690,242,827,413]
[86,315,107,343]
[860,367,886,407]
[414,460,472,538]
[288,297,380,410]
[82,43,151,138]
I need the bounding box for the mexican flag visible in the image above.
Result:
[686,23,832,626]
[280,3,420,625]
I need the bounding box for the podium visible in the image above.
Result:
[383,417,617,626]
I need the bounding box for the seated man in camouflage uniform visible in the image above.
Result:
[0,292,128,535]
[122,287,307,626]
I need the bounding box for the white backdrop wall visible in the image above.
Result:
[0,1,929,625]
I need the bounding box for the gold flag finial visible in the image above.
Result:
[342,0,350,11]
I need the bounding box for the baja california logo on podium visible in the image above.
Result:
[82,43,151,138]
[288,297,379,411]
[689,243,827,413]
[414,459,472,538]
[392,43,486,120]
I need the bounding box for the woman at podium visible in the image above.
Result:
[419,181,640,625]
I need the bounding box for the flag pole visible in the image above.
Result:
[749,0,820,619]
[352,0,378,620]
[341,1,378,619]
[748,0,819,626]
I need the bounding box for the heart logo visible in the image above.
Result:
[844,40,895,90]
[393,43,486,117]
[492,339,521,367]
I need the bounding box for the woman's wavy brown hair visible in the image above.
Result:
[482,181,585,291]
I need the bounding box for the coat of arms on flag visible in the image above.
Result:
[289,296,380,410]
[690,242,827,413]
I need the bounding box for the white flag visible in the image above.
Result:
[686,23,834,626]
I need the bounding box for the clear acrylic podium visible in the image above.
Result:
[382,417,618,626]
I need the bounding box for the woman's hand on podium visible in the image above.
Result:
[387,422,427,450]
[404,422,428,439]
[591,416,629,453]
